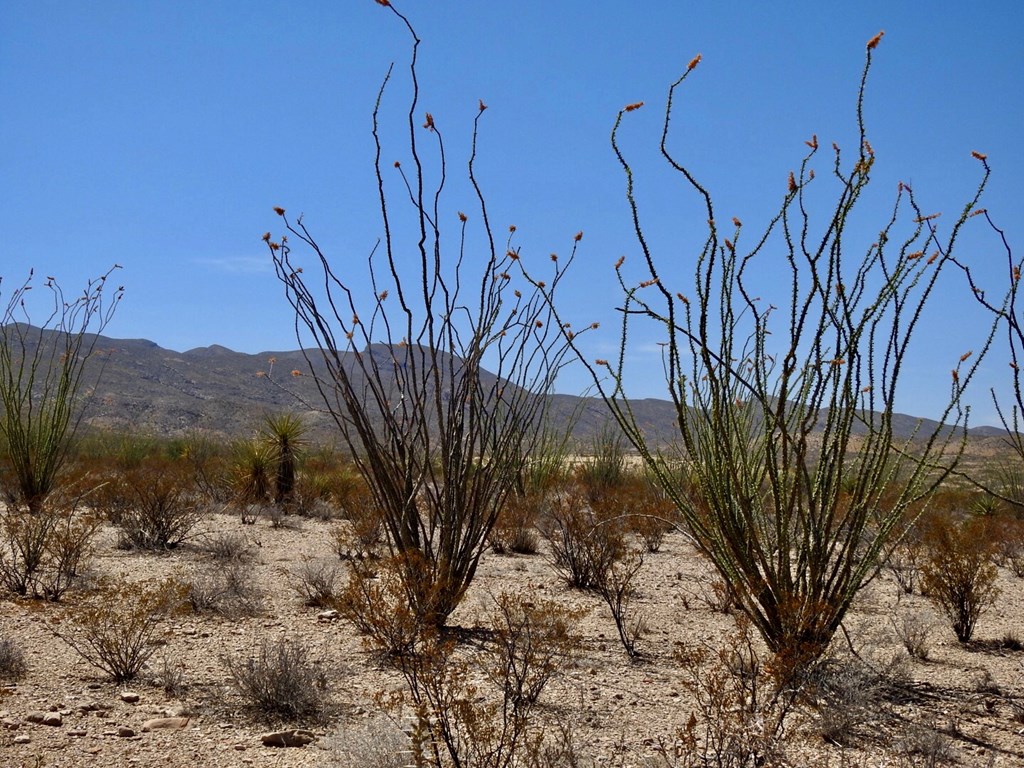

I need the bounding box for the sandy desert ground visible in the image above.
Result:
[1,503,1023,768]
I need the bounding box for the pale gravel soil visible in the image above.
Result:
[1,511,1023,767]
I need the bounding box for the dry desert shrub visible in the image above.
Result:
[200,530,256,562]
[48,579,181,683]
[102,458,205,550]
[291,556,342,608]
[658,619,792,768]
[0,636,27,681]
[340,554,437,658]
[323,714,410,768]
[333,497,385,561]
[383,591,581,768]
[223,636,329,722]
[0,501,100,600]
[541,485,626,591]
[488,492,542,556]
[919,512,1000,642]
[185,560,265,617]
[892,611,936,661]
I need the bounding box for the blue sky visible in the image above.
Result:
[2,1,1022,425]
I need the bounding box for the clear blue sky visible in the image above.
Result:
[2,1,1021,425]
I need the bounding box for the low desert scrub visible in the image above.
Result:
[892,611,936,661]
[340,554,437,658]
[224,636,329,722]
[886,530,925,596]
[806,650,907,747]
[185,561,265,617]
[984,514,1024,577]
[333,501,385,561]
[0,636,27,681]
[489,492,542,556]
[48,580,181,683]
[291,557,342,608]
[596,547,647,658]
[0,501,100,600]
[200,530,256,562]
[323,714,410,768]
[892,725,955,767]
[920,512,1000,643]
[383,591,581,768]
[541,486,626,590]
[660,620,793,768]
[103,459,204,550]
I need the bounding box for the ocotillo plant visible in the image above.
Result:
[526,32,1001,667]
[0,268,122,514]
[267,3,578,627]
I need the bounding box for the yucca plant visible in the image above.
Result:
[262,413,307,509]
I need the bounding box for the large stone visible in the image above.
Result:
[142,717,190,731]
[260,729,316,748]
[120,692,140,704]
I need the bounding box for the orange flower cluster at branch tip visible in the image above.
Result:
[927,252,939,264]
[805,135,818,150]
[639,279,658,288]
[256,371,266,378]
[479,99,487,112]
[969,208,988,218]
[537,281,546,288]
[1013,267,1021,282]
[423,113,435,131]
[788,172,797,192]
[268,357,276,364]
[351,314,360,325]
[725,239,734,252]
[262,232,271,242]
[687,54,702,71]
[507,250,519,261]
[590,322,600,330]
[861,386,872,393]
[374,0,389,6]
[732,217,742,227]
[378,290,389,300]
[831,358,845,366]
[863,139,874,156]
[914,213,941,223]
[595,359,609,366]
[615,256,625,269]
[972,150,988,161]
[550,253,558,262]
[676,293,689,305]
[514,290,521,298]
[624,101,644,112]
[906,252,923,260]
[574,231,583,242]
[866,30,884,50]
[509,224,517,233]
[269,242,280,251]
[952,369,959,382]
[960,351,973,362]
[832,142,840,153]
[535,321,543,328]
[273,207,285,216]
[1011,362,1020,371]
[394,161,401,168]
[458,211,467,222]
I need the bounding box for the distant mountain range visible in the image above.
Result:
[8,327,1008,448]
